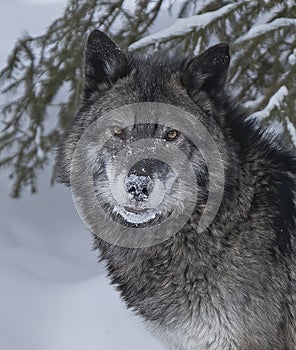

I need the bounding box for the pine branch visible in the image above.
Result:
[0,0,295,196]
[234,18,296,45]
[128,2,244,51]
[1,0,169,197]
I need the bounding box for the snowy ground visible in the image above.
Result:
[0,1,165,349]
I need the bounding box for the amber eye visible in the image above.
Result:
[166,129,179,141]
[113,126,123,136]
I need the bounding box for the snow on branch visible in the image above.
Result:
[128,3,240,51]
[286,116,296,148]
[235,18,296,45]
[288,48,296,65]
[255,85,288,121]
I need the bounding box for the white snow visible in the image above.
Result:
[35,126,45,159]
[234,18,296,45]
[129,3,240,51]
[193,36,202,55]
[287,0,295,8]
[113,205,158,224]
[253,3,285,26]
[288,48,296,65]
[286,116,296,148]
[254,86,288,121]
[0,258,165,350]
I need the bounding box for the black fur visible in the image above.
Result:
[56,30,296,349]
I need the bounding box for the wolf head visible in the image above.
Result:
[56,30,232,232]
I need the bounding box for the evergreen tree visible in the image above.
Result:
[0,0,295,197]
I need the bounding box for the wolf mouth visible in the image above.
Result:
[124,206,150,214]
[112,205,160,226]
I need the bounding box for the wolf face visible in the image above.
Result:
[93,125,182,227]
[91,119,217,231]
[56,30,296,349]
[57,30,230,231]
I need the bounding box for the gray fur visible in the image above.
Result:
[56,30,296,349]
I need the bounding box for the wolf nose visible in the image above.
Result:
[125,174,153,201]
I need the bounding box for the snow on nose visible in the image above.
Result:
[125,174,153,201]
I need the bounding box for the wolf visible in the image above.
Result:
[56,30,296,349]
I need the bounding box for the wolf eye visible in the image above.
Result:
[166,129,179,141]
[113,126,123,136]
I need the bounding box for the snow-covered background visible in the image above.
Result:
[0,1,165,349]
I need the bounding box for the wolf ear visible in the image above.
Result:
[83,30,128,99]
[182,43,230,96]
